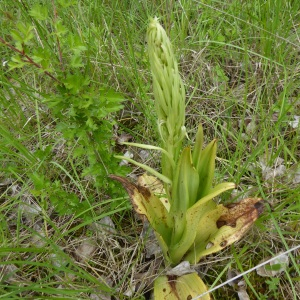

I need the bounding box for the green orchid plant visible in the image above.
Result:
[111,17,263,299]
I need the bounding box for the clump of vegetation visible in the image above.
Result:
[1,2,127,219]
[112,17,264,299]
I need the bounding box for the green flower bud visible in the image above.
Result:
[147,17,186,181]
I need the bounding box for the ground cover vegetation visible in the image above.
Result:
[0,0,299,299]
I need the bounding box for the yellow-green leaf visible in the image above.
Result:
[192,124,204,168]
[109,175,172,245]
[184,198,264,263]
[169,182,235,264]
[171,147,199,212]
[154,272,211,300]
[137,174,170,211]
[195,139,217,199]
[169,147,199,247]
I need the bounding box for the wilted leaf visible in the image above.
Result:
[257,252,289,277]
[89,216,116,235]
[137,174,170,211]
[237,289,250,300]
[166,261,194,276]
[30,224,47,248]
[49,252,69,268]
[292,169,300,184]
[288,115,300,128]
[184,198,264,263]
[90,293,110,300]
[216,197,264,228]
[139,149,150,161]
[75,238,97,262]
[287,165,300,185]
[18,197,42,221]
[109,175,172,251]
[116,133,133,144]
[259,156,286,181]
[0,264,18,283]
[154,272,211,300]
[119,150,134,166]
[227,269,250,300]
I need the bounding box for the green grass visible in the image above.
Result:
[1,0,299,299]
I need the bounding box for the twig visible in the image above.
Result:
[0,36,61,83]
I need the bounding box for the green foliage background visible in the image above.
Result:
[0,0,299,299]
